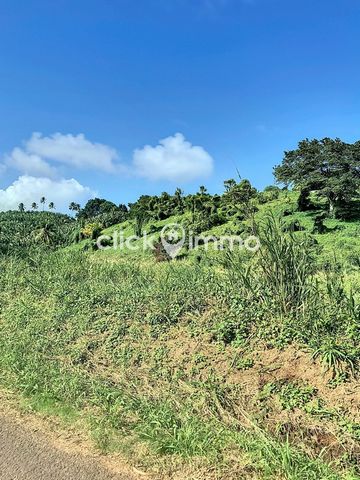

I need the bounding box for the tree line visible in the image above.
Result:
[13,137,360,229]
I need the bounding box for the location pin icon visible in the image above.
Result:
[161,223,186,259]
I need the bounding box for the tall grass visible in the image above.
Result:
[0,225,359,478]
[258,214,317,316]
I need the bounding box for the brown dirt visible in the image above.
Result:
[145,325,360,464]
[158,325,360,420]
[228,345,360,420]
[2,321,358,480]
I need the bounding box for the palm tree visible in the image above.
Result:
[31,202,38,211]
[18,203,25,212]
[196,186,210,213]
[33,223,56,245]
[172,188,184,214]
[40,196,46,211]
[185,195,197,223]
[48,202,55,210]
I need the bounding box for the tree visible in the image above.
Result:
[258,185,280,204]
[18,203,25,212]
[274,138,360,217]
[223,179,257,208]
[129,195,153,220]
[224,179,237,192]
[118,204,128,214]
[173,188,184,213]
[129,195,151,231]
[33,223,56,245]
[31,202,38,211]
[174,188,183,201]
[185,194,197,223]
[69,202,81,214]
[221,179,258,230]
[78,198,118,219]
[40,196,46,211]
[48,202,55,210]
[297,187,312,211]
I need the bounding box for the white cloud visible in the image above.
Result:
[1,132,125,177]
[133,133,213,182]
[26,132,121,173]
[0,132,214,214]
[0,175,95,212]
[4,147,59,178]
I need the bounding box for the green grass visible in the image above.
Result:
[0,226,359,478]
[93,191,360,269]
[0,200,360,478]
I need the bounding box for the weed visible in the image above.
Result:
[277,383,316,411]
[234,356,254,371]
[312,340,357,378]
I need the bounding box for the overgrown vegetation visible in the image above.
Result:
[0,210,74,256]
[0,214,359,478]
[0,137,359,479]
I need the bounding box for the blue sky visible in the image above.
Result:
[1,0,360,211]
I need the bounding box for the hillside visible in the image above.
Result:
[0,211,74,256]
[94,191,360,270]
[2,1,360,477]
[0,188,360,479]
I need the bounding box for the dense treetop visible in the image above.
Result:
[274,138,360,216]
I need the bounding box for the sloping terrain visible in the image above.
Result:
[0,193,359,479]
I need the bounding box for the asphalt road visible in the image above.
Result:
[0,415,135,480]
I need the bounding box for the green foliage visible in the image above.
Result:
[258,186,280,204]
[234,355,254,370]
[224,214,317,320]
[80,222,102,240]
[127,179,260,232]
[312,340,357,378]
[277,383,316,411]
[274,138,360,217]
[0,211,75,256]
[257,214,317,315]
[259,381,316,411]
[0,229,358,478]
[78,198,128,227]
[0,158,360,479]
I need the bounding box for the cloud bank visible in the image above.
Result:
[26,132,121,173]
[3,133,122,177]
[133,133,214,182]
[0,132,214,212]
[0,176,95,212]
[4,148,59,178]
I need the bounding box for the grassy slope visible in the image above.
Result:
[1,195,360,479]
[255,192,360,264]
[98,192,360,269]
